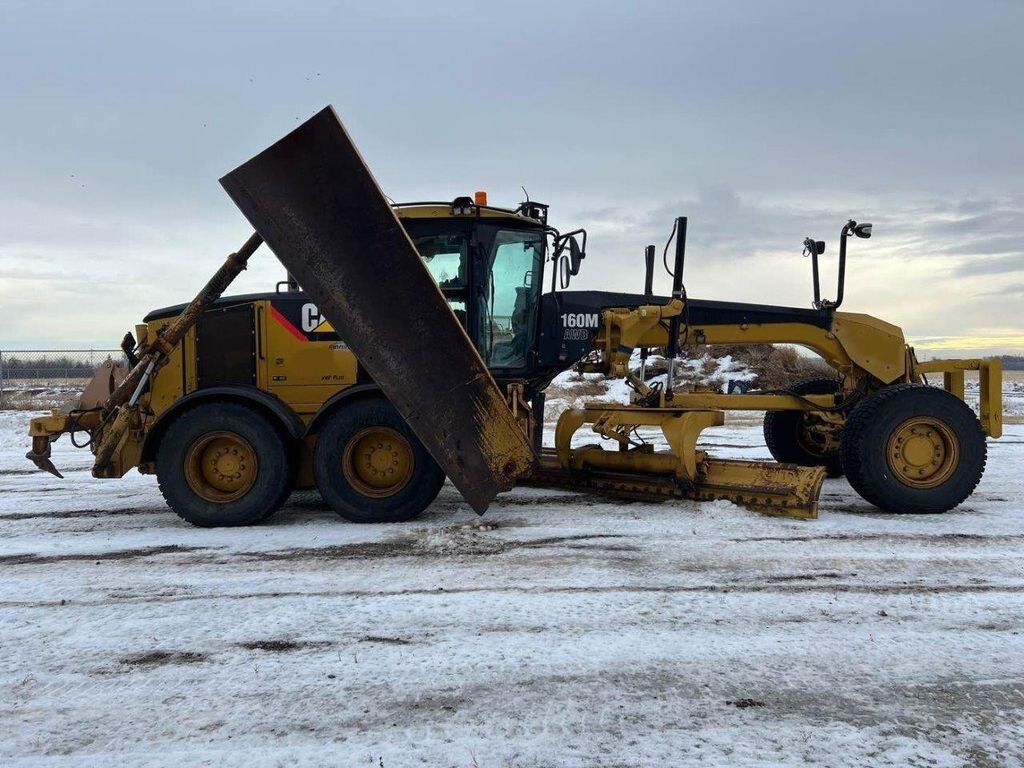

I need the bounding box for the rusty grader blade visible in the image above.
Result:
[527,450,825,519]
[689,458,825,519]
[219,106,534,513]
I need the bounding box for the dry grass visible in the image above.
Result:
[551,372,610,398]
[755,346,836,390]
[0,381,83,411]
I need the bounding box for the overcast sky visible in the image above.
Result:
[1,0,1022,356]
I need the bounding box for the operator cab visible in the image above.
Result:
[395,195,562,375]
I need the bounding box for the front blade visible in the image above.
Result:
[527,449,824,519]
[690,458,825,519]
[219,107,534,513]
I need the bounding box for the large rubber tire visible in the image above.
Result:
[763,376,844,477]
[840,384,986,514]
[313,398,446,523]
[156,402,294,527]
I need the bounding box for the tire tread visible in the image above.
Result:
[313,398,445,523]
[840,384,986,514]
[156,402,293,527]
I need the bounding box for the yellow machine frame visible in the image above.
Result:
[27,202,1003,522]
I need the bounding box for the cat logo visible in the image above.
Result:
[270,300,342,343]
[301,303,335,334]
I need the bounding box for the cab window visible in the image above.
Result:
[413,231,469,330]
[481,229,544,369]
[415,233,467,289]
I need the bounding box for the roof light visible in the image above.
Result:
[451,196,475,216]
[474,190,488,206]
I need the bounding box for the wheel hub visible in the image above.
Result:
[342,426,414,498]
[184,432,258,502]
[797,413,842,458]
[886,417,958,489]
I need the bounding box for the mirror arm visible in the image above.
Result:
[548,228,563,292]
[833,220,854,310]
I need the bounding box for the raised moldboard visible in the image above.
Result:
[219,106,534,513]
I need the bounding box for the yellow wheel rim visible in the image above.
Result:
[341,426,414,498]
[886,417,959,489]
[184,431,258,503]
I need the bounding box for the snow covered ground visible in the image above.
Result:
[1,409,1023,767]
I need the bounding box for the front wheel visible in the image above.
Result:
[313,398,445,523]
[763,376,844,477]
[840,384,986,514]
[156,402,294,526]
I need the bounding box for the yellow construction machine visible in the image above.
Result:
[27,107,1003,525]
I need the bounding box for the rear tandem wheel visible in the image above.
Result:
[313,398,446,523]
[156,402,295,526]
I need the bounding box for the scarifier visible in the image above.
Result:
[27,107,1003,525]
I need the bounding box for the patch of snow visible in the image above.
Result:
[543,352,759,421]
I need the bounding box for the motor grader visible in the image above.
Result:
[27,107,1002,526]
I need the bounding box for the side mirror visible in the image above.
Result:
[853,222,872,239]
[803,237,826,256]
[552,229,587,287]
[558,253,571,289]
[568,235,585,275]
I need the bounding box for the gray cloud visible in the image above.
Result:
[954,254,1024,276]
[980,282,1024,296]
[0,0,1022,355]
[932,198,1024,274]
[570,186,837,266]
